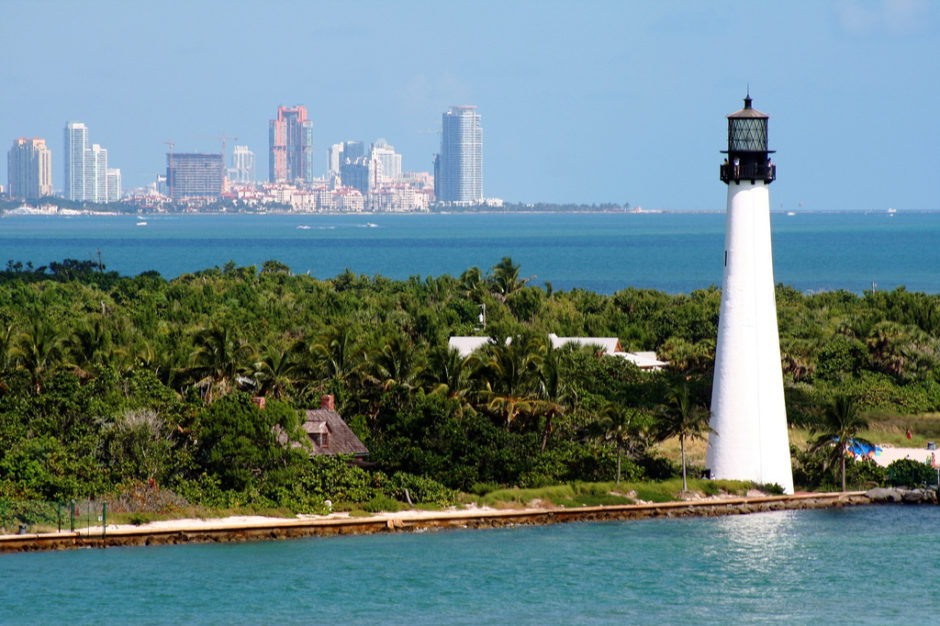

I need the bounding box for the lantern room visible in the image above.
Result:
[720,94,776,184]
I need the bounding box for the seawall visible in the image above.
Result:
[0,490,931,554]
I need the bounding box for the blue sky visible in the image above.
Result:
[2,0,937,210]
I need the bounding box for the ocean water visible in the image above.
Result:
[1,211,937,294]
[0,506,937,624]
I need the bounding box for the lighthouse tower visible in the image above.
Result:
[706,95,794,494]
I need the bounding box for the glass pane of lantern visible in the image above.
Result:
[729,118,767,151]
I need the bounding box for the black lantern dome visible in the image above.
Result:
[720,95,776,184]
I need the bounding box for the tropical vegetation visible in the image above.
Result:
[2,256,940,518]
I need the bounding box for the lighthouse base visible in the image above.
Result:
[706,180,794,494]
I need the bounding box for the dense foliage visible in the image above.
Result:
[2,256,940,510]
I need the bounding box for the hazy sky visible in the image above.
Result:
[2,0,937,210]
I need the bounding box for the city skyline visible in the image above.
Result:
[1,1,938,210]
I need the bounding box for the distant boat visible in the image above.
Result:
[136,220,148,227]
[887,208,897,215]
[296,225,311,230]
[786,211,796,216]
[363,222,378,228]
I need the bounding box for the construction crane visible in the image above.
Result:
[163,141,174,199]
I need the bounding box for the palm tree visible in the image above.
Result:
[66,316,112,380]
[489,256,531,301]
[655,379,711,492]
[311,322,363,385]
[11,318,64,394]
[596,404,648,484]
[475,333,542,429]
[425,345,474,418]
[254,343,300,399]
[371,332,423,392]
[537,344,573,452]
[190,323,254,401]
[0,323,14,371]
[810,394,871,491]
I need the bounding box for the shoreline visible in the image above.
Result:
[0,490,910,554]
[4,208,938,218]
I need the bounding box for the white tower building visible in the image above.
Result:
[64,121,88,201]
[706,95,794,494]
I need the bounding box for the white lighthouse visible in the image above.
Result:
[706,95,794,494]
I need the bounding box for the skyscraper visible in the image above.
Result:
[106,168,122,202]
[229,145,255,184]
[85,144,108,203]
[167,153,224,200]
[370,139,402,182]
[269,105,314,183]
[327,143,344,179]
[339,156,376,195]
[64,122,88,201]
[435,106,482,203]
[64,121,116,203]
[7,138,52,200]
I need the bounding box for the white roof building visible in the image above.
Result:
[448,336,496,357]
[448,334,667,371]
[548,334,667,370]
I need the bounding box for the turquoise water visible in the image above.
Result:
[0,506,937,624]
[2,211,937,294]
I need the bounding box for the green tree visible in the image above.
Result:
[371,332,424,392]
[193,393,300,492]
[424,345,474,418]
[11,318,64,394]
[489,256,531,301]
[66,315,113,380]
[475,333,543,429]
[254,344,300,399]
[595,404,649,484]
[537,344,573,453]
[190,323,255,401]
[655,379,710,491]
[809,394,871,491]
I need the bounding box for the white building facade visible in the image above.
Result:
[229,145,255,184]
[64,122,88,201]
[435,105,482,203]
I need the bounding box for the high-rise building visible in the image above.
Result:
[64,121,118,202]
[340,156,376,195]
[269,105,314,183]
[370,139,402,182]
[229,145,255,184]
[341,140,364,162]
[167,153,224,200]
[106,168,122,202]
[85,144,109,203]
[7,138,52,200]
[435,105,482,203]
[329,140,368,183]
[327,143,344,178]
[64,122,88,201]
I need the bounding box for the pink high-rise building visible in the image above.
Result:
[269,105,314,183]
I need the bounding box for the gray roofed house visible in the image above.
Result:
[300,395,369,460]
